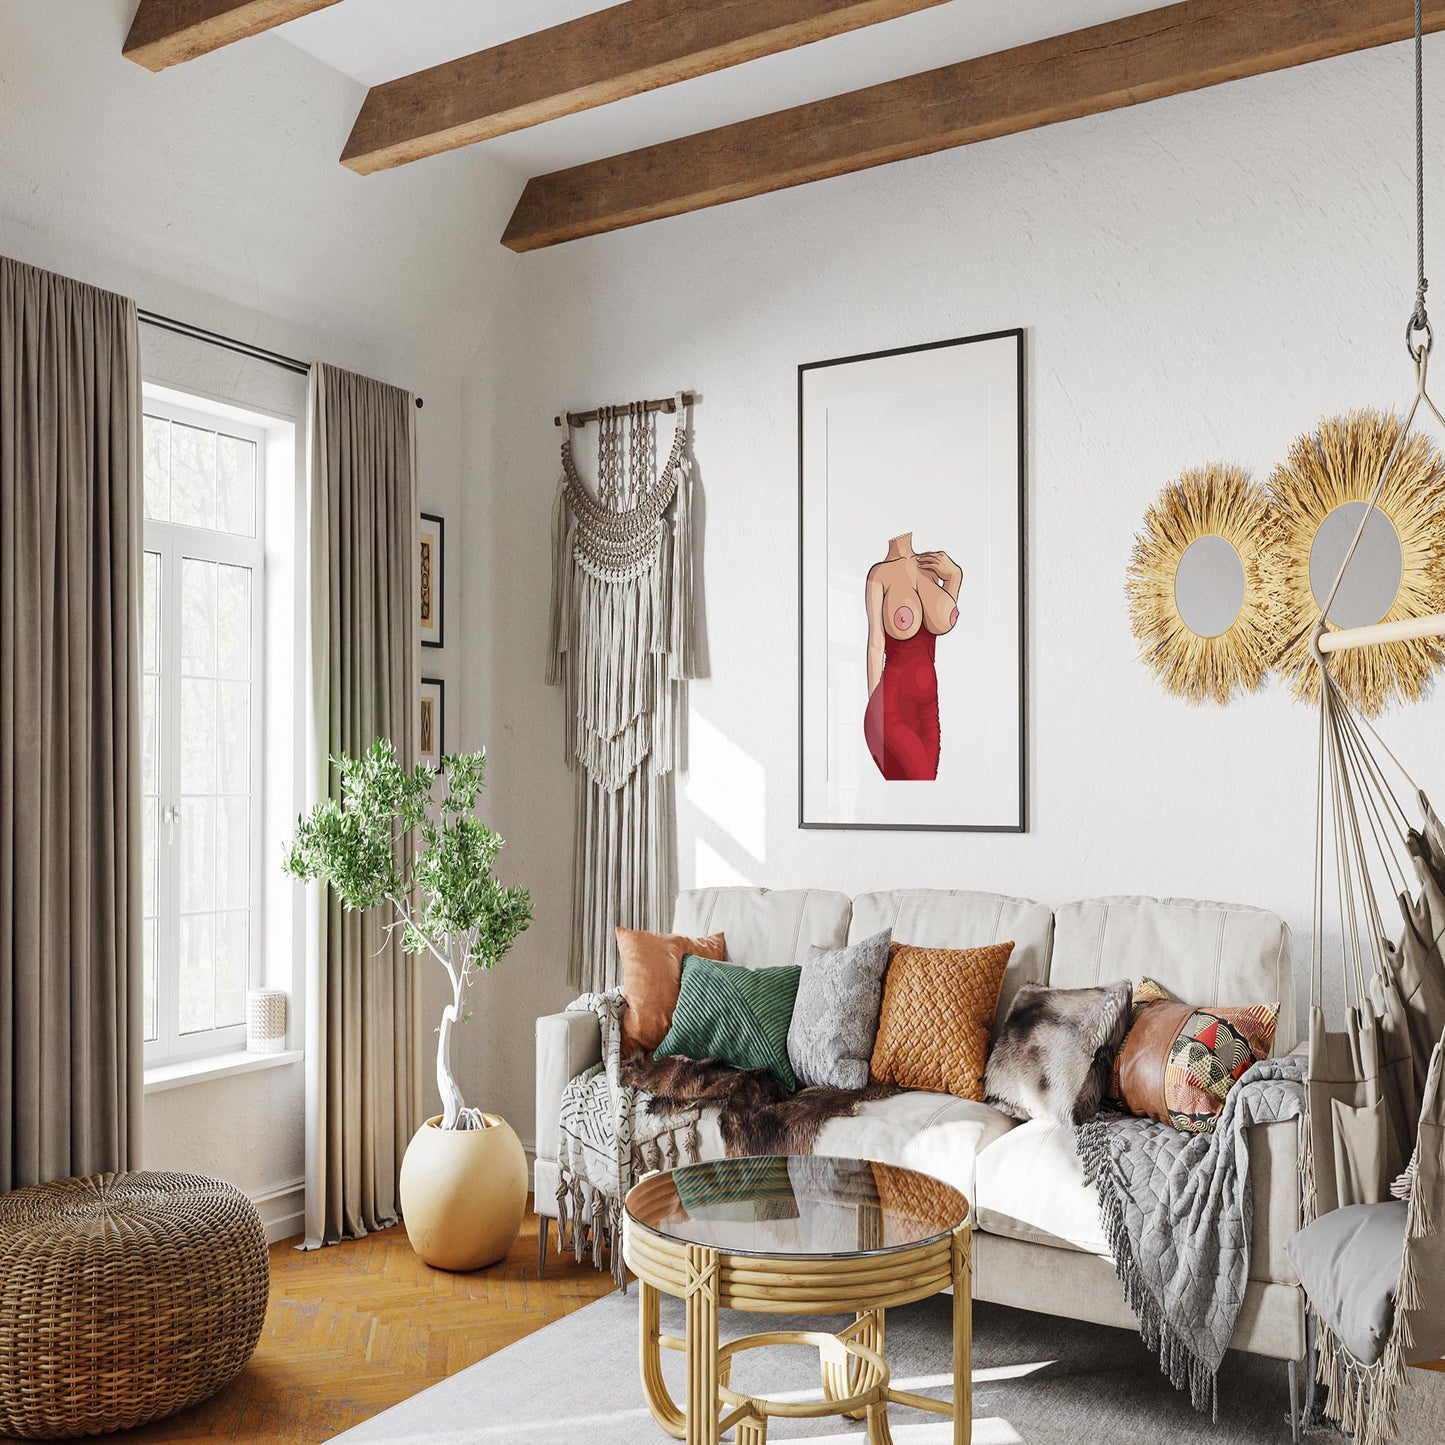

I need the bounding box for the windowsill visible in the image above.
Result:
[144,1048,304,1095]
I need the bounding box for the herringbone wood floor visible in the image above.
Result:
[7,1200,614,1445]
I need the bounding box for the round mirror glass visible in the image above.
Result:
[1309,502,1403,628]
[1174,534,1246,638]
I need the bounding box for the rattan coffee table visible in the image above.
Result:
[623,1154,971,1445]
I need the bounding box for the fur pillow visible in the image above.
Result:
[984,980,1132,1126]
[787,928,892,1089]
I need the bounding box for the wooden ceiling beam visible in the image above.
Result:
[503,0,1445,251]
[341,0,951,176]
[124,0,344,72]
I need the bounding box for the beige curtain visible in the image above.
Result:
[303,362,419,1246]
[0,255,143,1193]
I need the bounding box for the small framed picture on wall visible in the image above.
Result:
[420,512,444,649]
[419,677,445,769]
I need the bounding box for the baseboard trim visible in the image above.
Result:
[247,1142,537,1247]
[251,1177,305,1245]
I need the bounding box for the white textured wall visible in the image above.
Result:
[0,0,516,1215]
[457,40,1445,1144]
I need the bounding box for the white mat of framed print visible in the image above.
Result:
[799,329,1025,831]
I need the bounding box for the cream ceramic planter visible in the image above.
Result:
[399,1113,527,1272]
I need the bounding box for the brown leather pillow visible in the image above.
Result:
[617,927,726,1056]
[1115,976,1280,1134]
[869,941,1015,1100]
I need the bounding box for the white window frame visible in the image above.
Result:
[143,393,267,1066]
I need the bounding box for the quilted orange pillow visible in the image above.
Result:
[616,927,726,1056]
[869,941,1015,1100]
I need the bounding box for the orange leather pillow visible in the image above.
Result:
[617,927,726,1056]
[869,941,1015,1100]
[1114,977,1280,1134]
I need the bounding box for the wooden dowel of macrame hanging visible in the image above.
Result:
[554,392,696,428]
[1317,611,1445,655]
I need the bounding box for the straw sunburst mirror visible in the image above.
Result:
[1126,464,1282,704]
[1270,411,1445,715]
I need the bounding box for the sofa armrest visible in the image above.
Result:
[1248,1119,1302,1287]
[535,1008,602,1166]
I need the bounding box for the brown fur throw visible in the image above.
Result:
[620,1053,895,1157]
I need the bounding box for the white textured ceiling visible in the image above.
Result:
[280,0,1168,176]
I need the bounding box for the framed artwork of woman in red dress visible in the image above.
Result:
[799,329,1025,831]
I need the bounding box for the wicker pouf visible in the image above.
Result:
[0,1172,269,1439]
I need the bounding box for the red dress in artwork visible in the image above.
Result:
[864,629,940,781]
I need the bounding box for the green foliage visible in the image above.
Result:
[284,738,532,984]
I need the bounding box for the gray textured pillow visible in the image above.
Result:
[1285,1201,1407,1366]
[984,980,1132,1126]
[786,929,892,1089]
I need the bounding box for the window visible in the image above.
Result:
[142,396,265,1063]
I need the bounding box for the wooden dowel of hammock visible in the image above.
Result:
[1317,611,1445,655]
[554,392,697,428]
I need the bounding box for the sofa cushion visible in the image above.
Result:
[812,1091,1016,1207]
[655,956,802,1088]
[1051,897,1296,1054]
[1285,1201,1407,1366]
[680,1090,1016,1209]
[616,926,727,1056]
[673,887,852,967]
[849,889,1053,1030]
[1115,977,1280,1135]
[974,1118,1111,1256]
[984,981,1132,1126]
[787,928,892,1089]
[869,941,1015,1099]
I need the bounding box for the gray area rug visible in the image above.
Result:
[332,1291,1445,1443]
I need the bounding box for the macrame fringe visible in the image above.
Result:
[548,407,697,996]
[1310,1123,1437,1445]
[553,1123,703,1287]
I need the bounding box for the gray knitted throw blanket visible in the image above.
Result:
[1074,1055,1308,1419]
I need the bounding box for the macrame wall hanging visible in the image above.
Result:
[546,392,698,994]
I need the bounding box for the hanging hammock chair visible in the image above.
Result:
[1293,67,1445,1424]
[1301,649,1445,1443]
[1287,14,1445,1437]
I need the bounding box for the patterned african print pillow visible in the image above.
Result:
[1114,976,1280,1135]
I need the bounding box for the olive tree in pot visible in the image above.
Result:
[286,740,533,1271]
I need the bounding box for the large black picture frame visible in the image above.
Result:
[797,327,1027,833]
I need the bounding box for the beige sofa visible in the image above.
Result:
[535,887,1306,1408]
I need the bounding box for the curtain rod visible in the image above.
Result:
[137,309,424,409]
[554,391,695,428]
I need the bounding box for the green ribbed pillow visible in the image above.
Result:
[654,955,802,1089]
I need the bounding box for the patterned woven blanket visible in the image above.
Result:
[555,992,698,1284]
[1074,1055,1308,1418]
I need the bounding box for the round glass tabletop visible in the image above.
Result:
[624,1154,968,1260]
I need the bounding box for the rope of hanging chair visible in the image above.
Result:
[1313,0,1440,654]
[1309,3,1438,1011]
[1412,0,1433,354]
